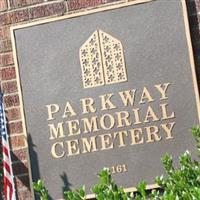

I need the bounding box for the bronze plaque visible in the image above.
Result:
[11,0,200,199]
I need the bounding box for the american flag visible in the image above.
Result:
[0,93,16,200]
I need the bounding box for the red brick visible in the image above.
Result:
[17,189,32,200]
[6,107,21,121]
[0,9,29,26]
[0,52,14,67]
[187,0,198,16]
[0,66,16,80]
[68,0,103,11]
[0,26,10,40]
[10,0,43,9]
[0,0,7,11]
[15,175,30,190]
[0,39,12,53]
[2,80,18,94]
[186,0,200,14]
[29,2,66,19]
[13,161,28,175]
[194,0,200,12]
[12,148,28,161]
[4,94,20,108]
[196,14,200,24]
[10,135,25,149]
[9,121,23,135]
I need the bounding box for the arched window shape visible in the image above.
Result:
[80,29,127,89]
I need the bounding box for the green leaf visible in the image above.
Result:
[31,126,200,200]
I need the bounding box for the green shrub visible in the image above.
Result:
[33,180,49,200]
[33,127,200,200]
[91,169,132,200]
[64,186,86,200]
[150,127,200,200]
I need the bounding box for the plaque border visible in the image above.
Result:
[9,0,200,199]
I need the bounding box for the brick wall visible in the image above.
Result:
[0,0,200,199]
[187,0,200,86]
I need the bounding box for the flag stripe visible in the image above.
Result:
[3,176,13,200]
[0,92,16,200]
[3,161,11,174]
[3,146,9,157]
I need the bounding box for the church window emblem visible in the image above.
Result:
[80,29,127,89]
